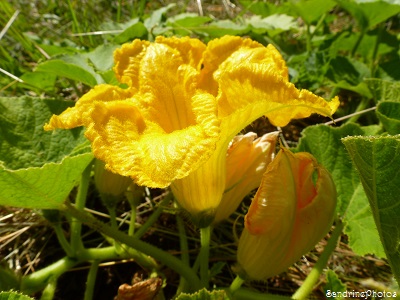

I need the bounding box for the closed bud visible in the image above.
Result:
[94,159,133,208]
[236,148,336,280]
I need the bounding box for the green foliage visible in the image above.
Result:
[324,270,347,298]
[0,291,34,300]
[176,288,228,300]
[342,135,400,284]
[0,96,93,209]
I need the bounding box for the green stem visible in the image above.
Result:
[292,220,344,300]
[53,223,73,257]
[351,30,365,57]
[176,213,190,294]
[228,275,245,297]
[134,193,171,239]
[63,201,202,291]
[199,226,211,289]
[70,162,92,254]
[84,260,99,300]
[345,97,370,124]
[21,246,158,294]
[21,257,78,294]
[39,276,57,300]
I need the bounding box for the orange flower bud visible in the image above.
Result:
[213,131,279,223]
[236,148,336,280]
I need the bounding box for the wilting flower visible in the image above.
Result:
[236,148,336,280]
[44,36,339,226]
[213,131,279,224]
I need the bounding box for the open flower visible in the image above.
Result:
[44,36,339,225]
[236,148,337,280]
[213,131,279,224]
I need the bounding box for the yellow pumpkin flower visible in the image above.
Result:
[44,36,339,225]
[213,131,279,224]
[236,148,337,280]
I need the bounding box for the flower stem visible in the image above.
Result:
[39,276,57,300]
[70,162,92,254]
[199,226,211,289]
[228,275,245,296]
[84,260,99,300]
[134,193,171,239]
[176,213,189,294]
[292,220,344,300]
[63,201,202,291]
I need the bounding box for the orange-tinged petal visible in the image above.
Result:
[213,131,279,223]
[237,148,336,280]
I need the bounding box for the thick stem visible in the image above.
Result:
[63,201,202,291]
[39,276,57,300]
[70,162,92,254]
[84,260,99,300]
[199,226,211,289]
[292,220,344,300]
[228,275,245,297]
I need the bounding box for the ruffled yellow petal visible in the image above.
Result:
[44,85,134,130]
[84,92,219,188]
[217,58,339,140]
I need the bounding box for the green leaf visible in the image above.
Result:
[176,288,228,300]
[365,78,400,103]
[196,20,249,38]
[144,3,176,32]
[0,96,93,209]
[324,270,347,297]
[376,101,400,134]
[35,59,98,87]
[83,44,119,72]
[342,135,400,284]
[114,22,147,44]
[336,0,400,30]
[0,291,34,300]
[0,266,19,291]
[290,0,336,25]
[247,14,297,36]
[19,71,57,92]
[295,124,385,257]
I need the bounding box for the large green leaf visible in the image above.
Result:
[376,101,400,134]
[290,0,336,25]
[0,97,93,209]
[342,135,400,284]
[295,124,385,257]
[35,59,98,87]
[365,78,400,103]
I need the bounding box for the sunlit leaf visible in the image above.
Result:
[114,22,147,44]
[0,96,93,209]
[35,59,98,87]
[290,0,336,25]
[342,135,400,284]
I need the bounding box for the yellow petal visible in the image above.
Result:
[84,91,220,188]
[213,131,279,223]
[44,85,134,130]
